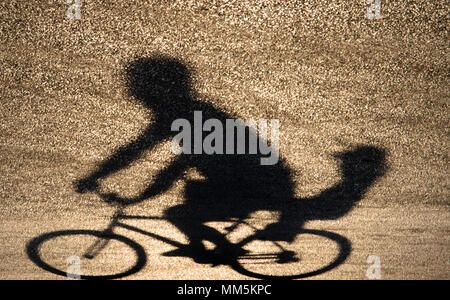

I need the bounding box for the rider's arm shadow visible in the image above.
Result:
[115,154,190,205]
[74,124,171,193]
[93,125,170,178]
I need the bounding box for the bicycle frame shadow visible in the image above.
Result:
[26,55,387,279]
[26,207,352,280]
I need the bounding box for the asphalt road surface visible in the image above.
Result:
[0,1,448,279]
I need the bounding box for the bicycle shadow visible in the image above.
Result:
[27,55,387,279]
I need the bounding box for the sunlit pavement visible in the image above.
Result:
[0,1,448,279]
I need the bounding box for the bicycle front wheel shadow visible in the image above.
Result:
[26,230,147,280]
[230,229,351,279]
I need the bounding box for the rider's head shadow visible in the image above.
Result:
[126,56,193,113]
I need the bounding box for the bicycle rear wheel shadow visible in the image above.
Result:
[231,228,351,280]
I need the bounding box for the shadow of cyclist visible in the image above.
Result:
[75,55,387,268]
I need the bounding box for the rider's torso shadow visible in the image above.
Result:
[76,55,387,272]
